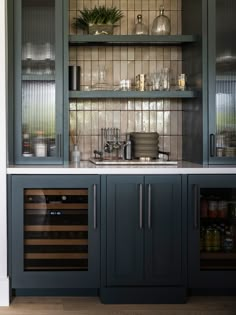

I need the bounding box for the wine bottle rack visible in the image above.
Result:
[24,188,89,271]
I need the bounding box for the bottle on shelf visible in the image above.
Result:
[69,65,80,91]
[151,5,171,35]
[22,131,32,157]
[124,135,132,160]
[133,14,148,35]
[223,226,234,252]
[71,144,81,167]
[70,130,81,166]
[34,131,47,157]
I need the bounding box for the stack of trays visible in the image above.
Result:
[130,132,159,159]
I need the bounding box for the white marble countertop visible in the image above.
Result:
[6,161,236,175]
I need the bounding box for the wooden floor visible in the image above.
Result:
[0,296,236,315]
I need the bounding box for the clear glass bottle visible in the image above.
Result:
[133,14,148,35]
[71,144,81,167]
[151,5,171,35]
[160,68,170,91]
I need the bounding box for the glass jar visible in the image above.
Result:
[151,5,171,35]
[133,14,148,35]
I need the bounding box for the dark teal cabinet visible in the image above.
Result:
[144,176,182,285]
[208,0,236,164]
[188,175,236,289]
[105,175,183,287]
[11,0,65,164]
[182,0,236,165]
[10,175,100,289]
[106,176,144,286]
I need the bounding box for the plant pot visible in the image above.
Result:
[88,24,113,35]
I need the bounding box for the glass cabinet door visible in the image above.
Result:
[14,0,63,164]
[208,0,236,163]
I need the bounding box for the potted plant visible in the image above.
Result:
[73,6,124,35]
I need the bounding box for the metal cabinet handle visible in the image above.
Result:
[93,184,97,230]
[210,134,215,157]
[139,184,143,229]
[148,184,152,229]
[57,134,62,157]
[193,184,199,229]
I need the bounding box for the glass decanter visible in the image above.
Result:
[133,14,148,35]
[92,65,112,91]
[151,5,171,35]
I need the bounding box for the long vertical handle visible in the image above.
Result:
[139,184,143,229]
[210,134,215,157]
[57,134,62,157]
[93,184,97,230]
[148,184,152,229]
[193,184,199,229]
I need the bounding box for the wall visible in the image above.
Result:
[68,0,183,161]
[0,0,10,306]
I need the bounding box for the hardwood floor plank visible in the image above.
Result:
[0,297,235,315]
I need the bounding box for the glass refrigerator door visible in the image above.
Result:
[21,0,59,160]
[24,188,88,271]
[200,188,236,270]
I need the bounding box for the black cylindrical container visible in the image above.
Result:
[69,65,80,91]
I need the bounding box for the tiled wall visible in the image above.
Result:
[69,0,183,161]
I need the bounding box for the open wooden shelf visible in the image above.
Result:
[25,253,88,259]
[69,34,197,46]
[24,225,88,231]
[201,252,236,260]
[25,239,88,245]
[69,90,198,99]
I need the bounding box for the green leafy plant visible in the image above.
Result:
[73,6,124,30]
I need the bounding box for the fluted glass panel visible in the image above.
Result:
[21,0,56,158]
[215,0,236,157]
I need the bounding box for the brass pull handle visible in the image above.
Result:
[139,184,143,229]
[93,184,97,230]
[148,184,152,229]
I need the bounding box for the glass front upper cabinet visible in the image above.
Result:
[208,0,236,164]
[14,0,64,164]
